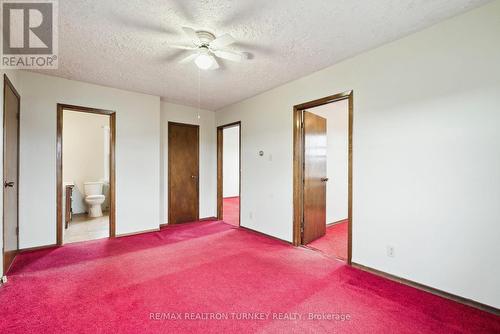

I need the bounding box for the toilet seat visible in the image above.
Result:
[86,194,105,201]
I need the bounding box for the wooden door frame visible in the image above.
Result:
[3,74,21,274]
[293,90,353,264]
[167,121,200,224]
[56,104,116,245]
[216,122,241,225]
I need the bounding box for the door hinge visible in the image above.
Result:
[16,226,19,235]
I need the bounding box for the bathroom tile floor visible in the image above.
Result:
[64,213,109,244]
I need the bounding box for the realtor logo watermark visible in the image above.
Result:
[1,0,58,69]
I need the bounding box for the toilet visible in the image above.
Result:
[83,181,105,218]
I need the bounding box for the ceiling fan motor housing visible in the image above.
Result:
[196,31,216,46]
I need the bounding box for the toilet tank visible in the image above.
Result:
[83,182,103,196]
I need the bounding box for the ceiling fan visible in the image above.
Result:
[168,27,247,70]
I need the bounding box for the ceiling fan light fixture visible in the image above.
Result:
[174,27,244,70]
[195,53,214,70]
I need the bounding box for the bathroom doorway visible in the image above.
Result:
[216,122,241,226]
[56,104,116,245]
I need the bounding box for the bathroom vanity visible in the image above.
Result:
[65,184,74,228]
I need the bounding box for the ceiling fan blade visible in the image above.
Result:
[179,53,198,64]
[210,33,235,49]
[209,57,220,70]
[213,50,242,62]
[166,44,197,50]
[182,26,201,45]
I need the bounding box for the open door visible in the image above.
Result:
[293,90,353,264]
[3,75,20,274]
[216,122,241,226]
[302,111,327,244]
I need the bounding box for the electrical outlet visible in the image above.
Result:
[1,276,7,284]
[387,246,395,258]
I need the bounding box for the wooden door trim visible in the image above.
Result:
[3,74,21,274]
[293,91,353,265]
[167,121,200,224]
[216,122,241,226]
[56,104,116,245]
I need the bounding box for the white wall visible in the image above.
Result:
[63,111,109,214]
[312,100,349,223]
[160,102,216,223]
[223,126,240,198]
[16,71,160,246]
[216,1,500,308]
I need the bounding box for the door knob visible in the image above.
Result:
[4,181,14,188]
[320,178,329,182]
[191,175,198,179]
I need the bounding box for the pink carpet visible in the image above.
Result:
[222,196,239,226]
[307,220,348,260]
[1,220,498,333]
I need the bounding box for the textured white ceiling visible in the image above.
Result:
[34,0,490,110]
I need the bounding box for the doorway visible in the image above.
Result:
[3,75,20,274]
[56,104,116,245]
[293,91,353,264]
[216,122,241,226]
[168,122,199,224]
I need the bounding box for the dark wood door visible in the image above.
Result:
[3,76,20,273]
[168,122,199,224]
[302,111,327,244]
